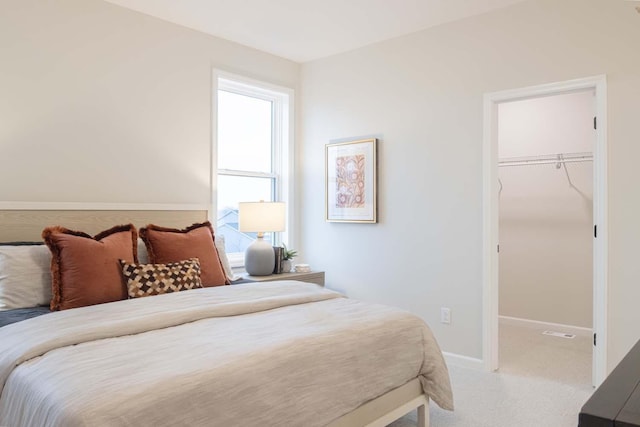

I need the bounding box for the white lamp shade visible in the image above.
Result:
[238,202,286,233]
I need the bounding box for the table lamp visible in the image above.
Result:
[239,201,286,276]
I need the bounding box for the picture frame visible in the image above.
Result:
[325,138,377,223]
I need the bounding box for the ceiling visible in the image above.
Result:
[103,0,528,63]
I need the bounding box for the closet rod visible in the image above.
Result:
[499,158,593,167]
[498,152,593,168]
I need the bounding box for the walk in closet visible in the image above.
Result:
[497,90,594,386]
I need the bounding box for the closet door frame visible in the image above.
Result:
[482,75,608,387]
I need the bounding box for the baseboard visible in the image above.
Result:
[442,352,484,370]
[499,315,592,337]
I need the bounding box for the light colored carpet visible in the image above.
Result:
[388,319,594,427]
[498,319,592,386]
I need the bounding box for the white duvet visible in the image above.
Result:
[0,281,453,427]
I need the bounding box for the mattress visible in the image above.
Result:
[0,281,453,427]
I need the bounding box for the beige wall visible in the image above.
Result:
[300,0,640,369]
[0,0,298,205]
[4,0,640,372]
[498,92,594,328]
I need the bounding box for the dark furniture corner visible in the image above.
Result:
[579,339,640,427]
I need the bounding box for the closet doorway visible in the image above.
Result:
[498,90,594,387]
[482,76,608,387]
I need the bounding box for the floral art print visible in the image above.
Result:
[335,155,365,208]
[325,138,377,223]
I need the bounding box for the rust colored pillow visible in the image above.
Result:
[42,224,138,311]
[139,222,229,287]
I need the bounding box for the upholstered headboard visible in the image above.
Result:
[0,208,209,242]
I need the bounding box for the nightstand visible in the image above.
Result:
[242,271,325,286]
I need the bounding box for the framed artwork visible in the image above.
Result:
[325,138,377,223]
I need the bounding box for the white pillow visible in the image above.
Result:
[0,245,52,311]
[137,238,149,264]
[215,235,238,281]
[137,236,236,282]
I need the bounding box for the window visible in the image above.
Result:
[214,74,293,267]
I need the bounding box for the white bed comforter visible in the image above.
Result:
[0,281,453,427]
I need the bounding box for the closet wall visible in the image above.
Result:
[498,91,594,328]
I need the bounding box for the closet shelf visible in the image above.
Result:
[498,152,593,168]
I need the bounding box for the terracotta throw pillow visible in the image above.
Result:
[139,222,229,287]
[42,224,138,311]
[120,258,203,299]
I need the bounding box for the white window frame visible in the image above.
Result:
[211,70,294,268]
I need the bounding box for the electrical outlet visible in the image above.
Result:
[440,307,451,324]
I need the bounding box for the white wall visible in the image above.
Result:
[498,92,594,328]
[300,0,640,370]
[0,0,298,205]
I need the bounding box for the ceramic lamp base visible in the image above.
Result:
[244,237,275,276]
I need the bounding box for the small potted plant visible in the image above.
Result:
[281,243,298,273]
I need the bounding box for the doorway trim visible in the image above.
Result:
[482,75,608,386]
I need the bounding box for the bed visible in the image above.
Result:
[0,208,453,427]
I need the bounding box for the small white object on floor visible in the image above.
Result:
[542,330,576,339]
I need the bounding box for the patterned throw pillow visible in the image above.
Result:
[120,258,203,299]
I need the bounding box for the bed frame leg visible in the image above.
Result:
[417,403,428,427]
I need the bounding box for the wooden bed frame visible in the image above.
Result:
[0,209,209,241]
[0,207,430,427]
[330,378,429,427]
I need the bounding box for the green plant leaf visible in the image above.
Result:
[281,243,297,260]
